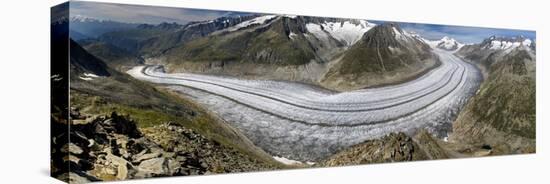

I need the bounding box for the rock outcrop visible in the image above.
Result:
[51,109,277,183]
[318,131,448,167]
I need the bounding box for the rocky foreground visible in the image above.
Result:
[318,131,449,167]
[51,109,278,183]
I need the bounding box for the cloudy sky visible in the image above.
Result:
[397,22,536,44]
[70,1,535,44]
[70,1,245,24]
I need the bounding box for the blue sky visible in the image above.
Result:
[70,1,246,24]
[70,1,535,44]
[396,22,535,44]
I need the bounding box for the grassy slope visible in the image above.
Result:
[70,38,286,168]
[81,41,144,71]
[321,25,437,90]
[164,17,316,67]
[450,49,536,154]
[70,72,285,168]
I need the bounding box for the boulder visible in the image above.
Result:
[138,157,168,175]
[61,143,84,155]
[133,152,161,163]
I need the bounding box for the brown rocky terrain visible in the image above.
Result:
[52,109,280,183]
[450,39,536,155]
[317,131,449,167]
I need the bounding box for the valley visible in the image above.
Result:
[127,49,482,161]
[52,4,536,181]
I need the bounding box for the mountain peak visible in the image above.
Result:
[482,35,532,51]
[304,17,375,46]
[435,36,463,51]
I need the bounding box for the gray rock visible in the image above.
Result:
[105,153,133,180]
[138,157,168,175]
[61,143,84,155]
[133,152,161,163]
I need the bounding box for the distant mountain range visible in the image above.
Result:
[69,16,140,40]
[68,14,535,92]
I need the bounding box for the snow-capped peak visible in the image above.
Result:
[306,19,376,46]
[226,15,277,32]
[70,15,105,23]
[420,36,463,51]
[437,36,464,51]
[483,36,532,52]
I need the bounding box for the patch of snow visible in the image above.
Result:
[388,46,399,53]
[306,20,375,46]
[79,76,94,81]
[392,26,415,42]
[523,39,532,46]
[83,73,99,78]
[283,14,297,18]
[79,73,100,81]
[273,156,303,165]
[227,15,277,31]
[51,74,63,81]
[306,23,330,43]
[393,27,403,38]
[486,38,532,52]
[422,36,464,51]
[70,14,105,23]
[288,32,298,40]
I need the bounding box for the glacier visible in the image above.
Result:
[128,49,482,162]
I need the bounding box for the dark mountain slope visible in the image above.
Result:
[138,15,258,56]
[80,40,144,71]
[163,16,319,67]
[98,22,184,54]
[69,39,110,77]
[321,23,438,90]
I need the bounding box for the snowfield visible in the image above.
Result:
[128,49,482,162]
[306,20,374,46]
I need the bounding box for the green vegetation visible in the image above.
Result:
[470,50,536,139]
[451,48,535,154]
[70,68,285,168]
[81,41,144,71]
[165,17,316,66]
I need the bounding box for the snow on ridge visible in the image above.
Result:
[79,73,100,81]
[391,25,419,43]
[283,14,297,18]
[273,156,304,165]
[418,36,464,51]
[486,38,532,52]
[84,73,100,78]
[227,15,277,31]
[306,20,375,46]
[438,36,463,50]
